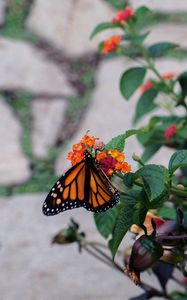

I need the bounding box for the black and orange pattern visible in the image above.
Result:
[43,150,120,215]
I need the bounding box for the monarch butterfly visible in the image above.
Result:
[43,150,120,215]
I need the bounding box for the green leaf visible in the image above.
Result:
[133,89,158,124]
[105,133,126,151]
[135,6,152,30]
[135,165,167,201]
[157,206,177,220]
[109,190,148,258]
[123,172,134,187]
[168,150,187,174]
[105,129,147,151]
[90,22,123,39]
[170,291,187,300]
[177,71,187,97]
[109,192,136,258]
[120,67,146,100]
[94,205,120,239]
[122,32,150,44]
[141,144,161,163]
[148,42,178,58]
[178,125,187,139]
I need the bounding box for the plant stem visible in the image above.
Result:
[81,240,172,299]
[171,187,187,197]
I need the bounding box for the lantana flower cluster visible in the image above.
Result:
[101,6,134,55]
[67,134,131,177]
[112,6,134,24]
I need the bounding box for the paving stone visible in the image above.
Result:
[0,97,30,186]
[0,37,73,95]
[26,0,115,56]
[133,0,187,11]
[55,57,187,175]
[146,23,187,48]
[0,193,180,300]
[32,98,67,157]
[0,0,7,26]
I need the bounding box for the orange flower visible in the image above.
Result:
[72,143,83,152]
[67,134,131,176]
[121,162,131,173]
[116,152,125,162]
[96,151,107,161]
[108,149,119,158]
[112,6,134,24]
[80,134,97,148]
[101,35,122,55]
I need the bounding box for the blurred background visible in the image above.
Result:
[0,1,187,299]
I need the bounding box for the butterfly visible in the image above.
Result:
[43,150,120,215]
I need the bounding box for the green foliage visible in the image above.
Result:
[105,0,128,10]
[135,165,169,202]
[94,205,120,238]
[169,150,187,174]
[158,206,177,220]
[133,89,158,124]
[90,22,123,39]
[109,190,148,258]
[148,42,178,58]
[120,67,146,100]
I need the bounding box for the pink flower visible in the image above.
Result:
[164,125,177,139]
[112,6,134,24]
[139,81,154,94]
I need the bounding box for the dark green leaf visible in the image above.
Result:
[120,67,146,100]
[109,190,147,258]
[177,71,187,97]
[169,150,187,174]
[90,22,123,39]
[148,42,178,58]
[123,172,134,187]
[135,165,167,201]
[94,205,120,239]
[141,144,161,163]
[133,89,158,124]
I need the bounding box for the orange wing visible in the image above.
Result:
[84,162,120,212]
[43,160,87,215]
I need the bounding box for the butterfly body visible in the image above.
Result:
[43,150,120,216]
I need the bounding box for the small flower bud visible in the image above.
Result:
[52,228,78,245]
[176,184,185,190]
[132,153,141,162]
[130,235,163,272]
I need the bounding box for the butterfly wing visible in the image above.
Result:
[43,151,120,215]
[83,153,120,213]
[43,159,88,215]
